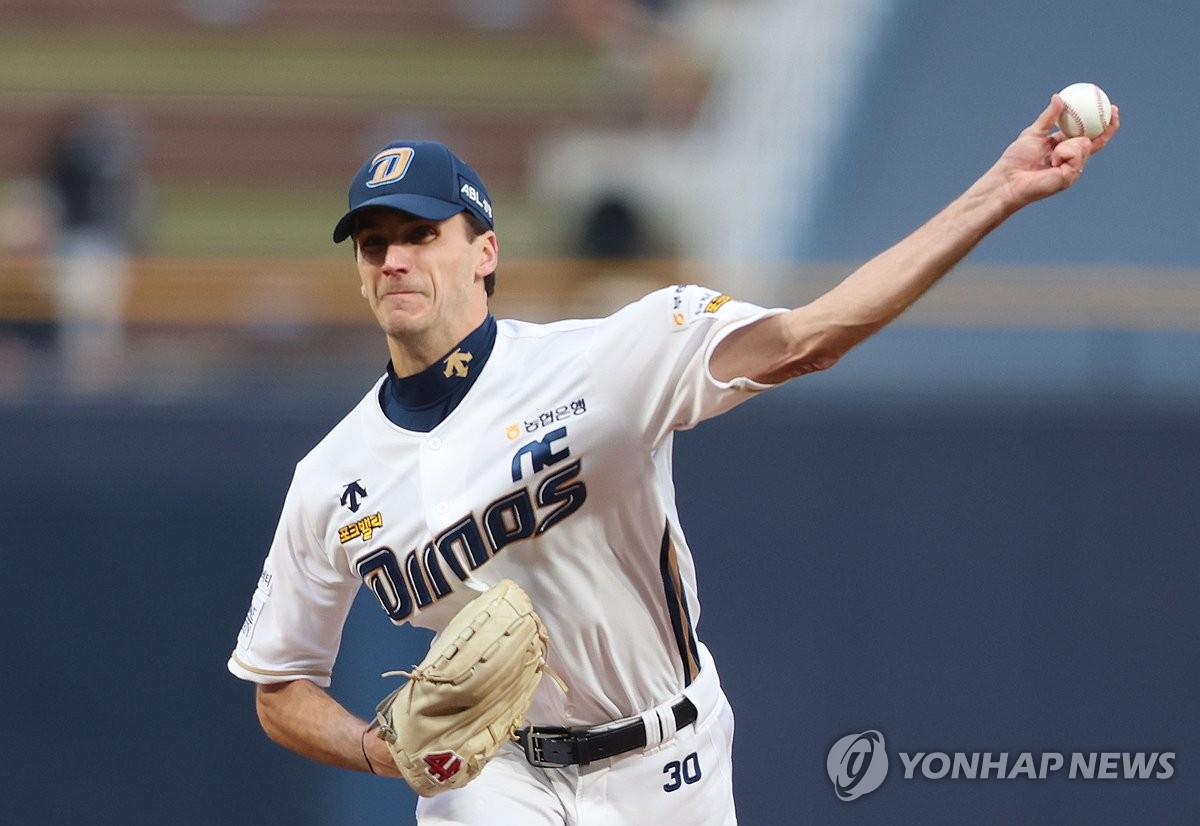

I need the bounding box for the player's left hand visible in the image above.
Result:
[373,580,565,796]
[991,95,1120,208]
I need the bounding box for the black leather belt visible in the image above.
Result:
[517,697,698,768]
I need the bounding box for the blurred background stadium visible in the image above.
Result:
[1,1,1196,824]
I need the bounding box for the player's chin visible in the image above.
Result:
[377,307,433,339]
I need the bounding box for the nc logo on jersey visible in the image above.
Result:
[827,730,889,801]
[511,426,569,482]
[365,147,415,188]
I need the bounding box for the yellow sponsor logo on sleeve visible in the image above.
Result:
[704,294,733,314]
[338,512,383,543]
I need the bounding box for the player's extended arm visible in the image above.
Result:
[256,679,400,778]
[710,95,1120,386]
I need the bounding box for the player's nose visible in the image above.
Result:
[380,243,412,275]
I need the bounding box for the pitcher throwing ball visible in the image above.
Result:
[229,93,1118,824]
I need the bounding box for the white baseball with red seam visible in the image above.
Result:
[1056,83,1112,139]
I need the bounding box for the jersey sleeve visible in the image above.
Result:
[591,284,786,445]
[227,467,360,687]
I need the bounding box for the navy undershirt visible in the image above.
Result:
[379,314,498,432]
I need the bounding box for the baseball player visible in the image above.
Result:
[229,96,1118,824]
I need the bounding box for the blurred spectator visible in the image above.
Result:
[0,177,59,397]
[579,195,644,259]
[42,106,153,395]
[0,177,58,256]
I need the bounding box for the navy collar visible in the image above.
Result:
[379,314,497,431]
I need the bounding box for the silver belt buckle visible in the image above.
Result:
[522,727,574,768]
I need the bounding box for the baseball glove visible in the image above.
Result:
[373,579,565,796]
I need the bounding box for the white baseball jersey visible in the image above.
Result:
[228,284,782,728]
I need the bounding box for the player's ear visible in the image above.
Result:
[475,231,498,280]
[360,283,368,300]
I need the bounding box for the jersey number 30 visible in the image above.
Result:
[663,752,702,792]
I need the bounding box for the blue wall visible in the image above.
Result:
[1,385,1194,824]
[804,0,1200,267]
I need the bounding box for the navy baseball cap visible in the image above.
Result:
[332,140,494,243]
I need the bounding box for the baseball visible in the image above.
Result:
[1057,82,1112,139]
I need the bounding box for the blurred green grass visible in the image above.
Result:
[153,185,342,256]
[153,184,560,258]
[1,27,619,255]
[0,28,613,108]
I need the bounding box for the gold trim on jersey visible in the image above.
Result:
[659,526,701,686]
[230,652,332,680]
